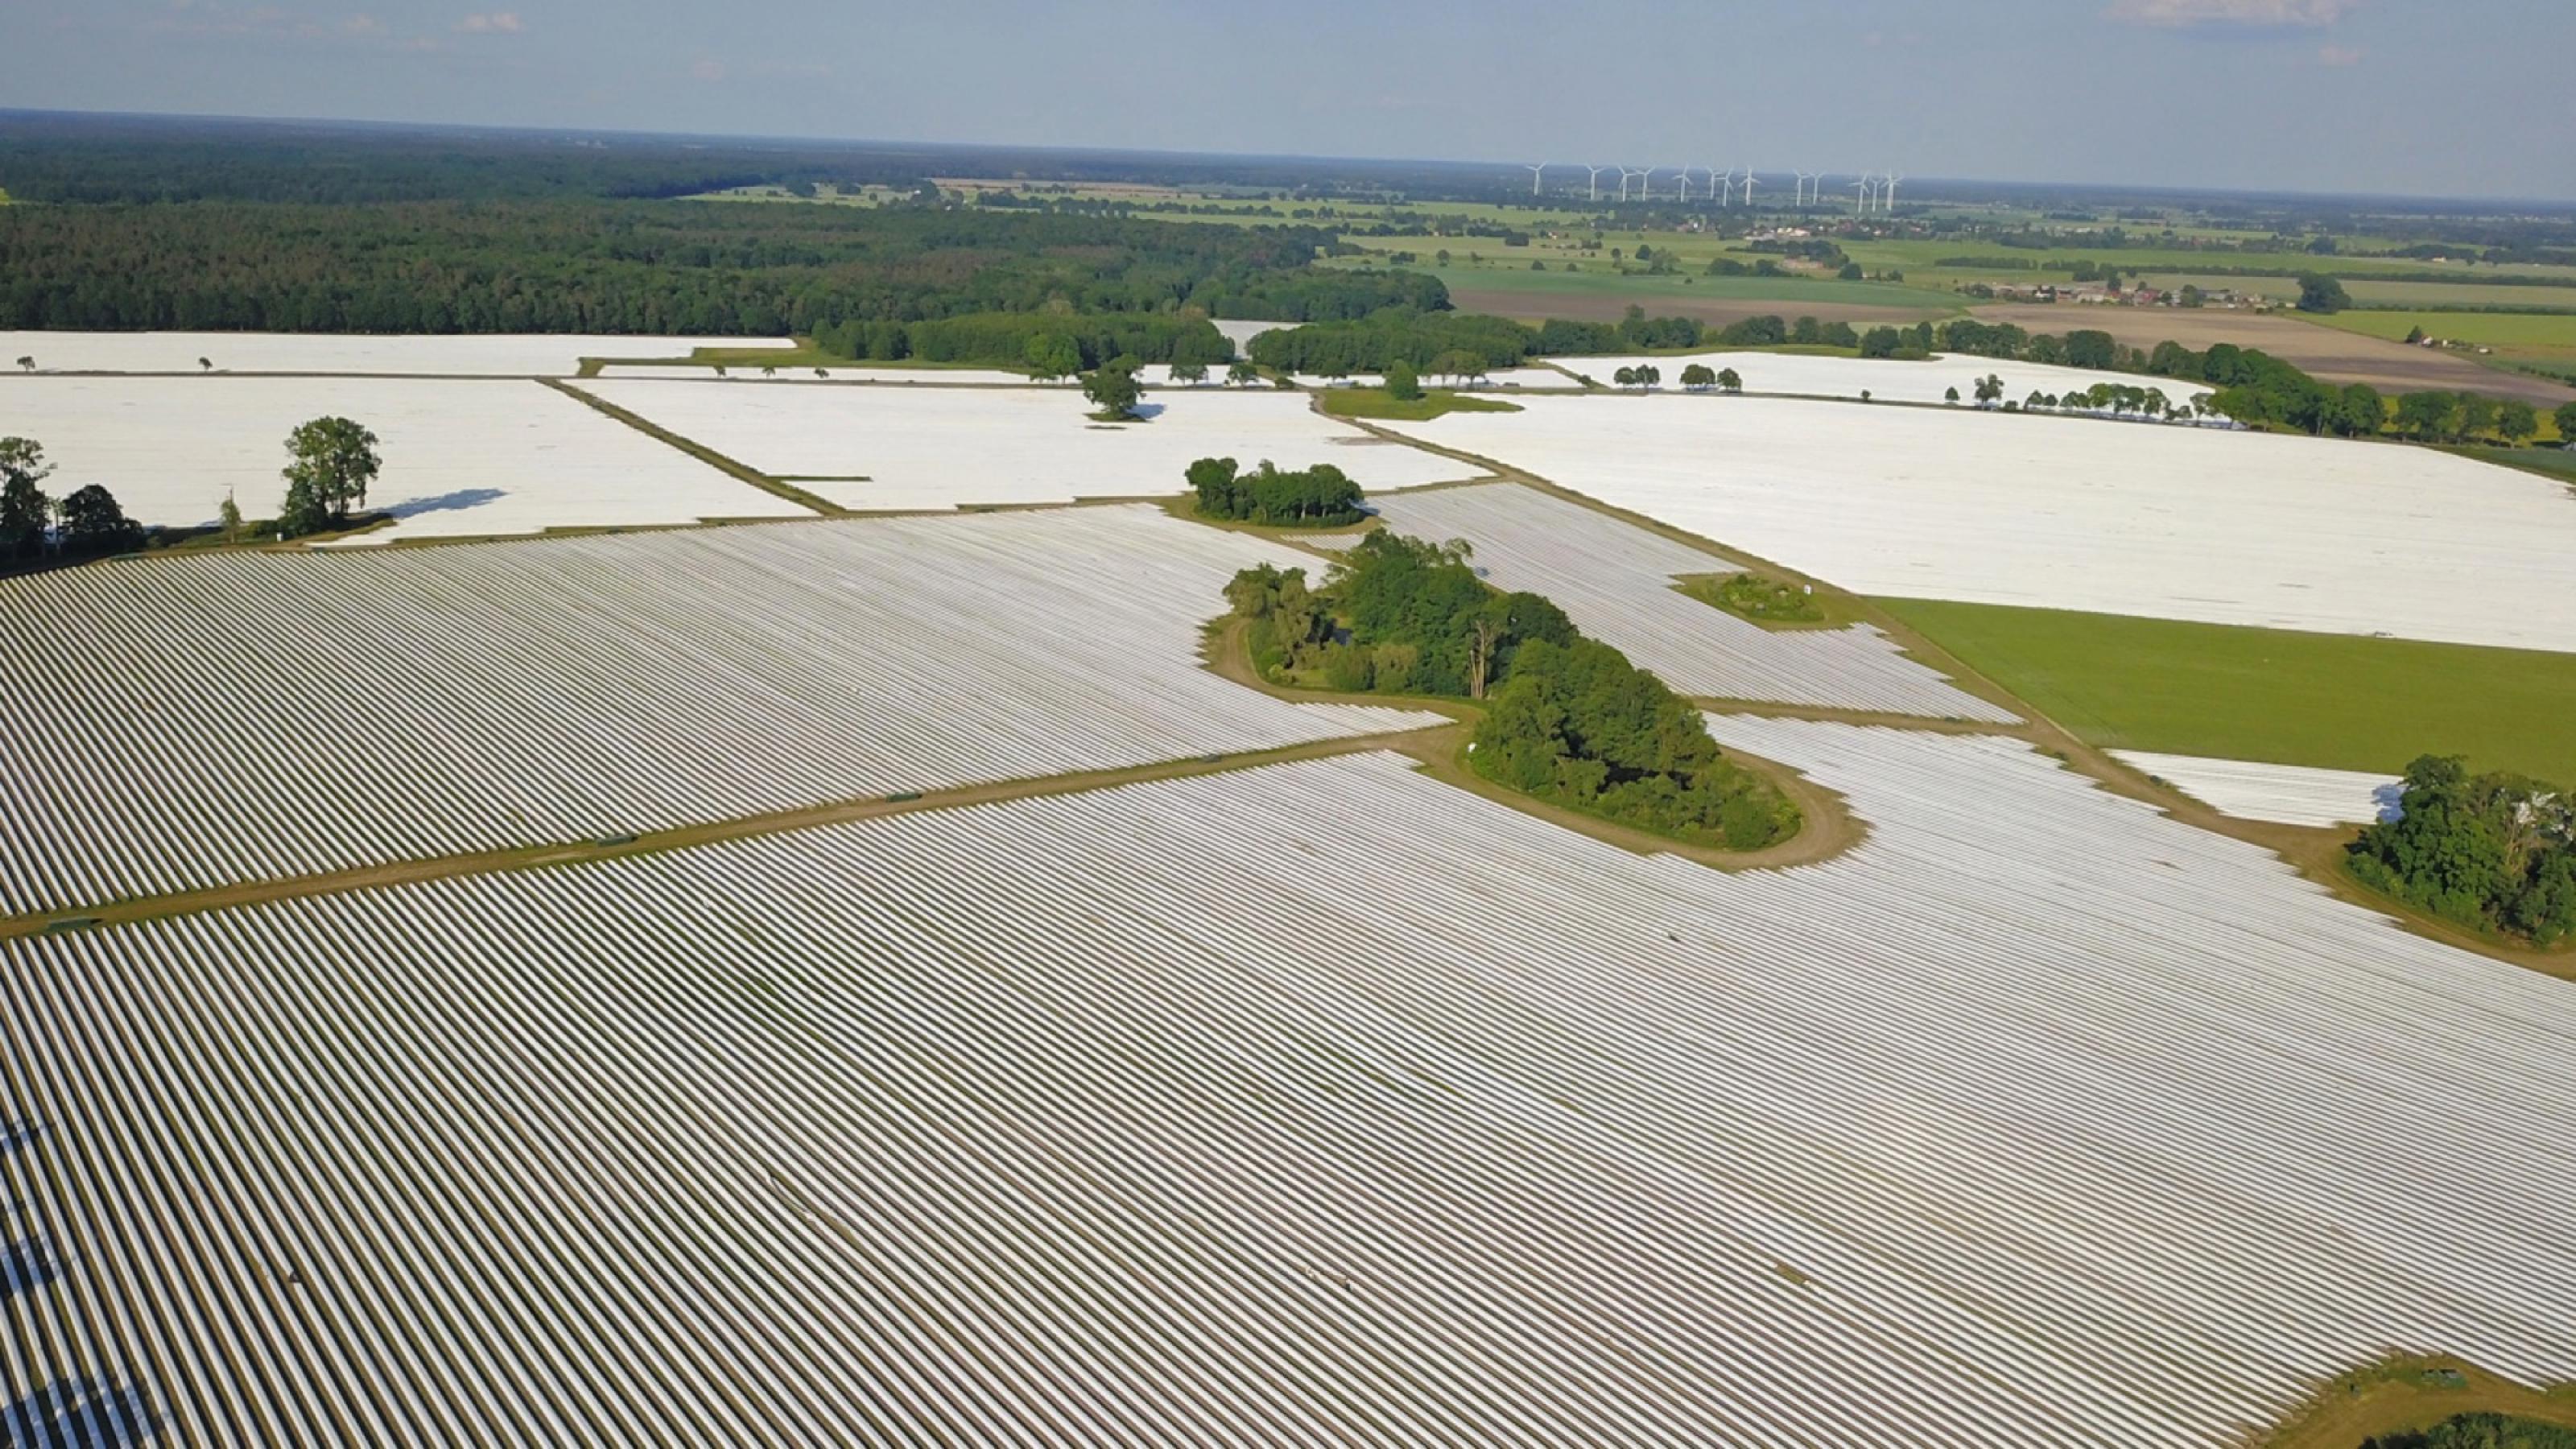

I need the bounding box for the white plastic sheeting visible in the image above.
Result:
[1382,393,2576,653]
[6,723,2574,1443]
[576,380,1471,510]
[3,376,809,541]
[1370,482,2015,720]
[2113,750,2405,828]
[0,506,1436,914]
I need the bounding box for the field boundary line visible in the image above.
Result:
[543,378,847,517]
[0,728,1450,940]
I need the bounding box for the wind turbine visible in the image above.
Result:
[1674,167,1690,202]
[1850,175,1871,214]
[1880,172,1904,213]
[1637,166,1657,201]
[1584,165,1607,202]
[1617,167,1647,202]
[1739,168,1759,207]
[1714,168,1735,205]
[1526,163,1547,196]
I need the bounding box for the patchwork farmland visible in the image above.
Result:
[8,729,2576,1445]
[6,328,2576,1449]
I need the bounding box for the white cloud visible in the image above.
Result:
[455,10,523,32]
[2103,0,2357,27]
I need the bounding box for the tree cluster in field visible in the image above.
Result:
[2348,755,2576,946]
[1225,533,1797,850]
[2362,1414,2576,1449]
[0,438,145,568]
[0,200,1414,341]
[1186,457,1365,526]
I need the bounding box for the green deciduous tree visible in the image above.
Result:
[1,436,55,562]
[1080,364,1143,420]
[2559,402,2576,446]
[1716,367,1742,394]
[1678,363,1715,392]
[2498,400,2540,446]
[2294,272,2351,314]
[1384,361,1422,402]
[278,415,382,538]
[56,484,143,557]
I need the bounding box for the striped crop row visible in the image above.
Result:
[7,720,2573,1444]
[0,506,1435,917]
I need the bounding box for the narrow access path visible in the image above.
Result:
[0,725,1448,942]
[543,377,848,517]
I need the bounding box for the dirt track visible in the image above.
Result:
[1969,303,2576,405]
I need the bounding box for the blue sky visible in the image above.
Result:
[7,0,2574,201]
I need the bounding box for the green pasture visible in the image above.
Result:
[1879,599,2576,778]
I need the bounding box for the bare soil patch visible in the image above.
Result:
[1969,304,2576,405]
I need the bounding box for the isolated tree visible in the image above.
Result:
[712,363,729,379]
[0,436,55,562]
[1944,386,1961,405]
[814,368,828,380]
[1613,366,1639,390]
[56,485,142,557]
[1679,363,1716,392]
[2295,272,2351,314]
[1227,359,1261,387]
[1972,374,2004,407]
[1385,361,1423,402]
[14,357,30,374]
[1716,367,1742,394]
[218,490,244,546]
[1080,365,1144,420]
[198,357,213,374]
[278,415,382,538]
[2025,390,2047,411]
[1170,360,1208,386]
[761,365,778,378]
[1637,364,1661,390]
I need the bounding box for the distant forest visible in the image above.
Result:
[0,114,1451,344]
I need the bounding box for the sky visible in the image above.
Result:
[6,0,2574,202]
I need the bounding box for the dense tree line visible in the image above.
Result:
[2363,1414,2576,1449]
[1187,457,1365,526]
[1249,312,1538,374]
[0,200,1365,338]
[1224,533,1795,849]
[2348,755,2576,945]
[814,312,1232,369]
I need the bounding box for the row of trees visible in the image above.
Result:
[1186,456,1365,526]
[2349,755,2576,945]
[0,438,145,565]
[1224,533,1796,849]
[1934,320,2573,442]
